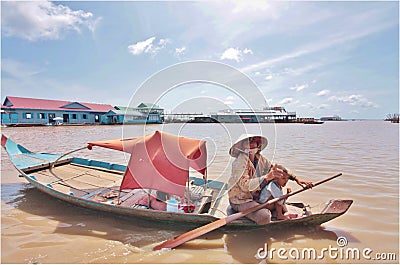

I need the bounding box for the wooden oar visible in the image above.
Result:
[153,173,342,250]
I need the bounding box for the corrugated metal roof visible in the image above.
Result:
[2,96,115,113]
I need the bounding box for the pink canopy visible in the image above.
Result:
[87,131,207,197]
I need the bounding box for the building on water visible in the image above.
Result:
[1,96,115,126]
[102,103,164,124]
[209,106,296,123]
[1,96,165,126]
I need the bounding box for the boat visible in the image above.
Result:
[303,119,324,124]
[210,106,297,123]
[1,131,352,230]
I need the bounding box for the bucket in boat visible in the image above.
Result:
[166,197,179,212]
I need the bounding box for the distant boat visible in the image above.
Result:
[210,106,297,123]
[303,119,324,124]
[320,116,342,121]
[45,117,63,126]
[1,131,352,231]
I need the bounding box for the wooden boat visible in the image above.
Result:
[303,119,324,124]
[1,132,352,229]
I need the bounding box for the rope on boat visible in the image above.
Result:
[308,202,327,210]
[48,145,122,197]
[48,146,89,186]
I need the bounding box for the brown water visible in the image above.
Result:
[1,121,399,263]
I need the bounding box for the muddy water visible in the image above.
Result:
[1,121,398,263]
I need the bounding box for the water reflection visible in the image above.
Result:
[223,227,339,263]
[3,184,191,248]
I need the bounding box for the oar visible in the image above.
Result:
[153,173,342,250]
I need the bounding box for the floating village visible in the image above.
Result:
[0,96,347,127]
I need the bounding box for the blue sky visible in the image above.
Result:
[1,1,399,119]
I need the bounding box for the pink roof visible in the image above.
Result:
[2,96,115,113]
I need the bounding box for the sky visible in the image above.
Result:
[1,0,399,119]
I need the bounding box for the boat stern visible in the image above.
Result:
[321,199,353,215]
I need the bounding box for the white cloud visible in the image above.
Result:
[128,37,156,55]
[175,46,187,55]
[265,75,273,81]
[1,1,99,41]
[220,48,242,62]
[317,89,330,96]
[329,94,378,108]
[128,37,171,56]
[158,38,170,46]
[223,95,236,105]
[290,84,308,92]
[2,59,46,79]
[243,48,253,55]
[278,97,293,105]
[318,104,329,109]
[220,47,253,62]
[301,102,329,110]
[231,1,272,14]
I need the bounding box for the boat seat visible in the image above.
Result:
[193,189,213,214]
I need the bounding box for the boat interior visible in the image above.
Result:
[24,158,225,216]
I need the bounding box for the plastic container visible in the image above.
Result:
[166,198,179,212]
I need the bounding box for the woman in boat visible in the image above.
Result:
[228,135,313,225]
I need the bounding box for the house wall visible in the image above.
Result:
[1,109,105,125]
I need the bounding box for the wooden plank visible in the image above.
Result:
[84,170,122,182]
[74,174,116,187]
[52,183,88,197]
[120,190,136,201]
[64,178,99,190]
[51,164,89,174]
[71,163,124,176]
[82,187,110,199]
[31,172,60,184]
[48,167,88,180]
[194,189,214,214]
[120,190,147,207]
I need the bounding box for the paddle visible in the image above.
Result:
[153,173,342,250]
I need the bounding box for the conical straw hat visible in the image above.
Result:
[229,134,268,157]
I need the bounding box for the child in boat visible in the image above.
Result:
[258,174,298,220]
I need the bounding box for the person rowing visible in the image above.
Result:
[228,134,314,225]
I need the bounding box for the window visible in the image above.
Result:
[95,115,99,122]
[82,114,87,119]
[39,113,46,119]
[25,113,32,119]
[72,114,77,119]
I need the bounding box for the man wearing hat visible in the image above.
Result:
[228,134,313,225]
